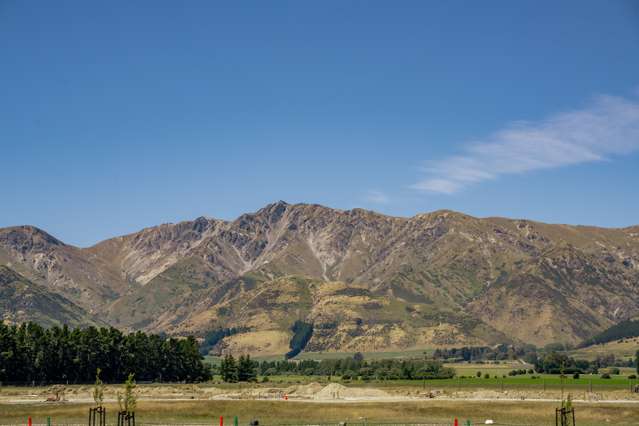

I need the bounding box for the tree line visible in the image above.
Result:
[434,344,636,371]
[213,350,639,383]
[0,322,210,384]
[532,351,637,375]
[432,344,537,362]
[218,354,258,382]
[213,354,455,381]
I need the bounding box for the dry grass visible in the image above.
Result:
[2,400,639,426]
[223,330,291,356]
[570,337,639,362]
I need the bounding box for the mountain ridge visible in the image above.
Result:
[1,202,638,354]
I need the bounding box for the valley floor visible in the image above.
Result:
[2,384,639,425]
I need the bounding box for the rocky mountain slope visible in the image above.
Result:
[0,265,100,327]
[1,202,638,353]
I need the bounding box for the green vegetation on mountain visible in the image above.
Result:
[199,327,248,355]
[286,320,314,359]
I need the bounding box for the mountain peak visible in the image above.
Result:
[262,200,290,211]
[255,200,290,222]
[0,225,66,249]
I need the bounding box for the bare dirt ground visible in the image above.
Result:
[2,382,639,405]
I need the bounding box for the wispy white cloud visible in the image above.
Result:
[412,94,639,194]
[364,190,390,204]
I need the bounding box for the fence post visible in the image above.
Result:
[28,417,32,426]
[234,416,238,426]
[220,415,224,426]
[454,418,459,426]
[47,416,51,426]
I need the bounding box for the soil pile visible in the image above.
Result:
[286,382,324,397]
[314,383,390,400]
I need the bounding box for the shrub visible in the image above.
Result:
[476,371,482,378]
[341,370,356,380]
[572,373,580,379]
[484,373,490,379]
[629,374,637,380]
[601,373,611,379]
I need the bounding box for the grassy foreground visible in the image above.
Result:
[2,400,639,426]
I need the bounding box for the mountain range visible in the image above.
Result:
[1,201,638,355]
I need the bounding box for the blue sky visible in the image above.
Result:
[1,1,639,247]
